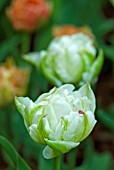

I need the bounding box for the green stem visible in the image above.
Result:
[67,148,77,170]
[51,0,62,23]
[21,32,31,54]
[53,156,60,170]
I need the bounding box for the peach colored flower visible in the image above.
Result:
[52,25,94,38]
[7,0,50,31]
[0,58,30,107]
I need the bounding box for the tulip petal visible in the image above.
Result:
[88,49,104,82]
[40,116,52,139]
[43,145,60,159]
[63,112,85,142]
[81,50,104,85]
[58,84,75,94]
[48,94,72,121]
[80,111,97,141]
[78,83,96,112]
[29,124,45,144]
[15,96,36,128]
[49,118,65,140]
[23,51,46,68]
[35,87,57,104]
[41,54,62,87]
[81,52,95,68]
[54,51,84,83]
[43,104,58,130]
[43,139,79,159]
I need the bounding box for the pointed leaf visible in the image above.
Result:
[0,135,32,170]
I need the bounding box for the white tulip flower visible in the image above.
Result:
[15,83,96,159]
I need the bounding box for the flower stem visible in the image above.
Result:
[51,0,62,23]
[53,156,60,170]
[67,148,77,170]
[21,32,31,54]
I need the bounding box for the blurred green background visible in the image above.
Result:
[0,0,114,169]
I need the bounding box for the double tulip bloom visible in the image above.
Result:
[15,83,96,159]
[7,0,50,31]
[24,33,104,86]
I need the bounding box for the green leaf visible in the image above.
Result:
[76,152,112,170]
[108,105,114,118]
[109,0,114,6]
[0,34,22,62]
[99,43,114,61]
[74,139,112,170]
[1,14,14,37]
[0,135,32,170]
[97,108,114,131]
[0,0,7,11]
[28,68,48,100]
[0,110,9,137]
[34,24,52,51]
[98,20,114,35]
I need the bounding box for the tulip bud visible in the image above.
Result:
[0,58,29,107]
[24,33,103,86]
[45,33,104,86]
[15,83,96,159]
[7,0,50,31]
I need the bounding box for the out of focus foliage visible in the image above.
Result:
[0,0,114,170]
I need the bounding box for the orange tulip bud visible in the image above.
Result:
[7,0,50,31]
